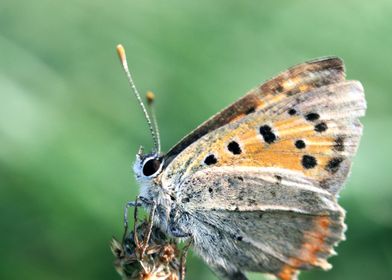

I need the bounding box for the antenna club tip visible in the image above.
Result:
[116,44,126,63]
[146,91,155,105]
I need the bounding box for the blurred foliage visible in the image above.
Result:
[1,0,392,279]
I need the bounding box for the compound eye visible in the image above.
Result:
[142,158,162,177]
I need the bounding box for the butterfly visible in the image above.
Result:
[116,45,366,280]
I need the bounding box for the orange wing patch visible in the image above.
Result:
[277,215,345,280]
[174,107,355,192]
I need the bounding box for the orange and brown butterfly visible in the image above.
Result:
[116,44,366,280]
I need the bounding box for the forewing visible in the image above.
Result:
[164,57,345,167]
[162,66,365,196]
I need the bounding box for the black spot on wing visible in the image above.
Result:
[259,125,277,144]
[295,140,306,149]
[334,136,345,152]
[228,141,242,155]
[315,122,328,132]
[245,107,256,114]
[326,157,344,174]
[305,112,320,121]
[302,155,317,169]
[288,108,297,115]
[204,154,217,165]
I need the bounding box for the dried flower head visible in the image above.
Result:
[111,201,186,280]
[111,221,181,280]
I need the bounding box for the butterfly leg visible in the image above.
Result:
[140,201,157,257]
[122,196,154,243]
[179,239,193,280]
[122,198,141,243]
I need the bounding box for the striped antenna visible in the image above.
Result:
[116,44,159,153]
[146,91,161,153]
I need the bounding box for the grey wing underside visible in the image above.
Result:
[176,168,345,279]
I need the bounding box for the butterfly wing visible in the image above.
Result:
[164,57,345,166]
[173,167,345,279]
[163,57,365,195]
[160,57,366,279]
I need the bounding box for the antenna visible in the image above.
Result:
[146,91,161,153]
[116,44,159,153]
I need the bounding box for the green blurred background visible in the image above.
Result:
[1,0,391,279]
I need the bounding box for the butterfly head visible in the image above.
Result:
[133,149,165,202]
